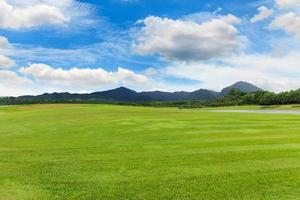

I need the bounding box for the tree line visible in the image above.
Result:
[208,89,300,106]
[1,88,300,107]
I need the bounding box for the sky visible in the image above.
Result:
[0,0,300,96]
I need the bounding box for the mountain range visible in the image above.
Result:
[19,81,262,102]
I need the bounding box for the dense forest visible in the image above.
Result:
[205,89,300,106]
[138,89,300,108]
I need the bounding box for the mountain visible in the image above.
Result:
[219,81,262,97]
[17,81,263,103]
[22,92,74,100]
[189,89,219,101]
[89,87,149,102]
[140,89,218,101]
[140,91,190,101]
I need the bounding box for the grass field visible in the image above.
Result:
[1,104,300,199]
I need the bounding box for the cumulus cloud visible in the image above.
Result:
[0,55,15,69]
[0,0,95,30]
[0,63,154,96]
[276,0,300,8]
[0,0,70,29]
[270,12,300,39]
[0,70,30,84]
[0,36,9,48]
[0,70,35,96]
[219,14,241,24]
[183,12,241,25]
[0,36,15,68]
[133,15,243,62]
[251,6,273,23]
[19,63,150,89]
[163,51,300,92]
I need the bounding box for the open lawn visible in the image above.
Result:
[1,104,300,199]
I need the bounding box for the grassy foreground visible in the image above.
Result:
[1,104,300,200]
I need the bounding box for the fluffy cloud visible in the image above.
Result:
[270,12,300,39]
[276,0,300,8]
[133,15,243,62]
[0,63,153,96]
[0,0,70,29]
[0,36,9,48]
[0,36,14,68]
[163,51,300,92]
[0,55,15,69]
[19,63,150,89]
[219,14,241,24]
[0,0,95,30]
[0,70,35,96]
[0,70,30,84]
[251,6,273,23]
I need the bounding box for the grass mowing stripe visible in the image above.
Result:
[1,104,300,199]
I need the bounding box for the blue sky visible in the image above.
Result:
[0,0,300,96]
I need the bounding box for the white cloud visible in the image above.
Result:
[251,6,273,23]
[133,15,244,62]
[0,4,299,96]
[0,36,9,48]
[0,70,30,84]
[19,63,151,90]
[0,0,70,29]
[0,70,35,96]
[276,0,300,8]
[183,12,241,25]
[0,0,95,30]
[0,36,14,68]
[0,55,15,69]
[270,12,300,39]
[219,14,241,24]
[163,51,300,92]
[0,63,154,96]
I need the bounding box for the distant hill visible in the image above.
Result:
[140,91,190,101]
[17,81,263,103]
[90,87,149,102]
[219,81,262,97]
[189,89,219,101]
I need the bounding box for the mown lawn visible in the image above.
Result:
[1,104,300,199]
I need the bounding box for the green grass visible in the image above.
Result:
[1,104,300,200]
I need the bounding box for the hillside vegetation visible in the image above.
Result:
[1,82,300,107]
